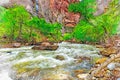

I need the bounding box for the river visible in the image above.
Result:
[0,42,101,80]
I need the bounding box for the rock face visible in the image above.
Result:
[50,0,80,27]
[0,0,34,14]
[0,0,9,6]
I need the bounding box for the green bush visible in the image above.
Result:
[68,0,95,18]
[29,17,62,42]
[63,33,73,40]
[73,20,105,42]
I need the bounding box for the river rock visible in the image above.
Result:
[96,57,107,64]
[117,42,120,47]
[74,69,87,77]
[55,55,65,60]
[100,47,118,56]
[12,43,21,48]
[107,63,116,70]
[32,42,58,50]
[43,73,73,80]
[112,69,120,77]
[77,74,88,80]
[41,42,51,46]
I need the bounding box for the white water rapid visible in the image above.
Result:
[0,42,101,80]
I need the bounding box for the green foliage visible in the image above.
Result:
[94,14,120,36]
[63,33,73,40]
[0,6,7,37]
[1,5,31,41]
[38,20,62,36]
[0,6,6,20]
[93,0,120,40]
[40,22,62,42]
[68,0,95,18]
[28,16,62,42]
[73,20,105,42]
[0,5,62,43]
[69,0,120,42]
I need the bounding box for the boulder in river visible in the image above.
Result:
[55,55,65,60]
[12,42,21,48]
[32,42,58,50]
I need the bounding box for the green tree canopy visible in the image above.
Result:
[1,5,31,41]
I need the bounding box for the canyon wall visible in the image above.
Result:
[94,0,111,16]
[0,0,111,27]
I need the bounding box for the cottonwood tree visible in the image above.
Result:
[1,5,31,41]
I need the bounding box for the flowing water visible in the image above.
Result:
[35,0,39,16]
[0,42,101,80]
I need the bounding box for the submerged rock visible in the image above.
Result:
[55,55,65,60]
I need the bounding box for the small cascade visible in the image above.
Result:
[35,0,39,16]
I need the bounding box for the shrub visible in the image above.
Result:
[29,17,62,42]
[73,20,105,42]
[63,33,73,40]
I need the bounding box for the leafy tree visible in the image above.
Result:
[39,21,62,42]
[27,17,38,39]
[68,0,95,18]
[28,16,62,42]
[1,5,31,41]
[26,17,43,42]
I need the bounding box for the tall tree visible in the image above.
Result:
[1,5,31,41]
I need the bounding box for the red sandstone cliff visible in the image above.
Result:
[49,0,80,27]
